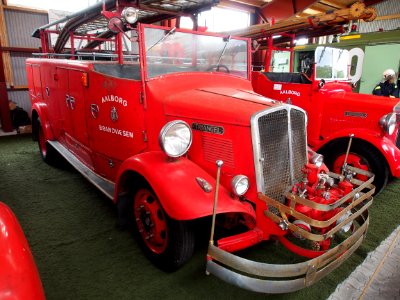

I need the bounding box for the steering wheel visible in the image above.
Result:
[300,72,312,83]
[206,64,230,74]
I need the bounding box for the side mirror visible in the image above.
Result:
[318,79,325,89]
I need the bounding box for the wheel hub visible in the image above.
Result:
[134,190,168,254]
[140,209,153,232]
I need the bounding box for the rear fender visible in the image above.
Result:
[115,151,255,221]
[31,102,54,141]
[315,128,400,177]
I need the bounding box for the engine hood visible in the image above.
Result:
[163,87,277,126]
[326,88,399,113]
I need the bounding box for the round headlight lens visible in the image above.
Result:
[311,153,324,168]
[159,121,192,158]
[231,175,249,196]
[379,113,397,135]
[122,7,138,24]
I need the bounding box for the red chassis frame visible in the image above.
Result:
[27,15,373,293]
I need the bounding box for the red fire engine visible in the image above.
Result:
[27,0,374,293]
[252,46,400,194]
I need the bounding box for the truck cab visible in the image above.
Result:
[27,1,374,294]
[252,46,400,193]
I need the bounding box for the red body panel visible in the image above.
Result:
[252,72,400,177]
[0,202,45,300]
[26,37,273,223]
[115,152,256,220]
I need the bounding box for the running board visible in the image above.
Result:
[48,141,115,200]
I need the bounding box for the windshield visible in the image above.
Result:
[315,46,349,80]
[144,26,249,79]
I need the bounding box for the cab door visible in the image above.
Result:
[55,67,73,146]
[56,67,92,167]
[86,71,146,181]
[68,70,89,146]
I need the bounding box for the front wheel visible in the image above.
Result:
[133,188,195,272]
[323,140,389,194]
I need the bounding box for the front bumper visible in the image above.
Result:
[206,166,374,294]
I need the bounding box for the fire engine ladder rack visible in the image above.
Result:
[31,0,218,55]
[223,1,377,48]
[32,52,139,61]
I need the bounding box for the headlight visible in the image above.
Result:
[159,120,192,158]
[310,153,324,168]
[379,113,397,135]
[122,7,138,24]
[231,175,249,196]
[337,210,352,233]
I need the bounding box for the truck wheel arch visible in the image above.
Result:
[317,137,389,193]
[31,104,54,142]
[31,110,39,141]
[114,152,255,222]
[314,126,400,178]
[317,136,389,170]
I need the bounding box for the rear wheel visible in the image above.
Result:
[323,140,389,194]
[132,188,195,272]
[37,121,58,164]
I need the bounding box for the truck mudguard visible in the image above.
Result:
[115,151,255,221]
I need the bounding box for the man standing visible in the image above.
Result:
[372,69,399,98]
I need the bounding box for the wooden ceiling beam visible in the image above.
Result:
[319,0,346,9]
[219,0,263,8]
[3,4,47,14]
[218,0,257,13]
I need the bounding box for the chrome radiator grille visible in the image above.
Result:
[252,106,307,203]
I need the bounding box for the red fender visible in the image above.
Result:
[314,128,400,178]
[115,151,256,221]
[0,202,45,300]
[32,102,54,141]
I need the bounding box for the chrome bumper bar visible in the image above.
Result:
[206,166,374,293]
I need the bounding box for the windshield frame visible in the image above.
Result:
[314,46,351,82]
[138,23,251,81]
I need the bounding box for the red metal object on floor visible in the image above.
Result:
[0,202,45,300]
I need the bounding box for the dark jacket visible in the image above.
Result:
[372,81,399,98]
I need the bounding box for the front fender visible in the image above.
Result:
[115,151,255,221]
[32,102,54,141]
[314,128,400,177]
[0,202,45,300]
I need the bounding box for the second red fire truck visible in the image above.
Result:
[252,46,400,194]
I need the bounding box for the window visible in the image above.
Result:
[180,7,250,32]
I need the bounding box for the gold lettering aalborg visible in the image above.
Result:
[101,95,128,107]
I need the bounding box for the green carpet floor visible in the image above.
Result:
[0,135,399,300]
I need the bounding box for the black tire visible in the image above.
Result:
[129,187,195,272]
[322,139,389,194]
[36,120,58,165]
